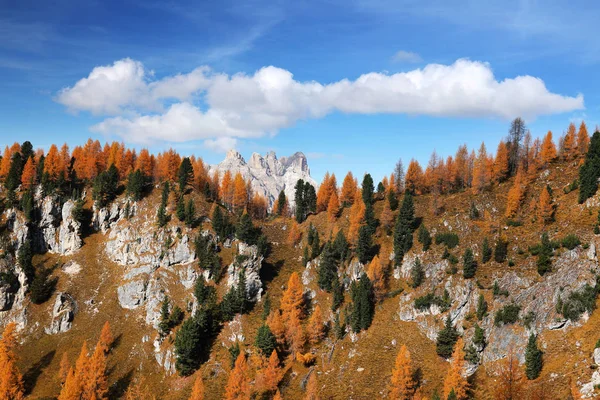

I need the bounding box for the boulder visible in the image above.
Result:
[117,279,148,309]
[45,293,76,334]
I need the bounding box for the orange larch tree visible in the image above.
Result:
[189,374,205,400]
[494,348,525,400]
[192,157,208,192]
[454,144,470,190]
[327,190,340,221]
[472,142,490,193]
[540,131,557,166]
[367,255,387,301]
[505,168,525,218]
[577,121,590,156]
[0,323,24,400]
[347,189,365,243]
[494,141,509,182]
[340,172,357,206]
[316,172,337,212]
[249,193,268,220]
[443,338,469,400]
[287,308,305,356]
[273,389,283,400]
[225,353,251,400]
[220,171,233,207]
[83,342,108,399]
[59,143,71,179]
[260,350,281,393]
[405,159,423,194]
[267,311,286,345]
[44,144,62,180]
[287,221,302,246]
[538,186,554,224]
[58,368,80,400]
[562,123,576,159]
[20,157,36,189]
[135,149,153,178]
[280,272,305,320]
[389,344,415,400]
[99,322,113,354]
[307,305,325,344]
[0,145,13,179]
[232,172,248,212]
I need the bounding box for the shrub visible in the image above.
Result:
[435,232,459,249]
[561,234,581,250]
[557,283,599,321]
[414,290,451,312]
[506,219,523,227]
[494,304,521,326]
[494,239,508,263]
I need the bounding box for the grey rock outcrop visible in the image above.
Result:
[226,242,264,303]
[45,293,76,334]
[208,150,316,209]
[398,243,598,369]
[57,200,82,254]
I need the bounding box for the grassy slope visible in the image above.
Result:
[16,158,600,399]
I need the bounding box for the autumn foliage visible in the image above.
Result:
[0,323,24,400]
[188,374,205,400]
[224,353,251,400]
[389,344,415,399]
[443,338,469,400]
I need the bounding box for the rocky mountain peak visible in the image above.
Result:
[208,150,316,209]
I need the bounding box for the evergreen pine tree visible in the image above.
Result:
[17,241,34,283]
[332,230,349,261]
[436,315,459,359]
[525,334,543,380]
[311,230,321,260]
[317,242,337,291]
[388,189,399,211]
[176,194,186,221]
[482,238,492,263]
[537,232,554,276]
[417,224,432,251]
[159,296,171,337]
[331,274,343,311]
[294,179,306,222]
[578,130,600,203]
[410,257,424,288]
[236,213,256,244]
[174,316,202,376]
[462,248,477,279]
[92,164,119,207]
[185,199,195,226]
[126,169,146,201]
[394,193,415,265]
[276,190,287,216]
[476,294,488,320]
[350,273,374,332]
[494,238,508,263]
[356,225,373,264]
[255,325,277,356]
[178,157,193,192]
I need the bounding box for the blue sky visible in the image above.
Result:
[0,0,597,183]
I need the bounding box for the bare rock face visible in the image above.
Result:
[0,255,19,311]
[5,208,29,251]
[226,242,264,303]
[57,200,82,254]
[46,293,76,334]
[93,200,136,233]
[208,150,316,209]
[399,243,598,370]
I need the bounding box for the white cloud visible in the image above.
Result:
[204,137,238,153]
[392,50,422,63]
[60,58,584,149]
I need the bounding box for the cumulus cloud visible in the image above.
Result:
[58,58,584,150]
[392,50,422,63]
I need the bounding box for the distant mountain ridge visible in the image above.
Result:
[208,150,317,209]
